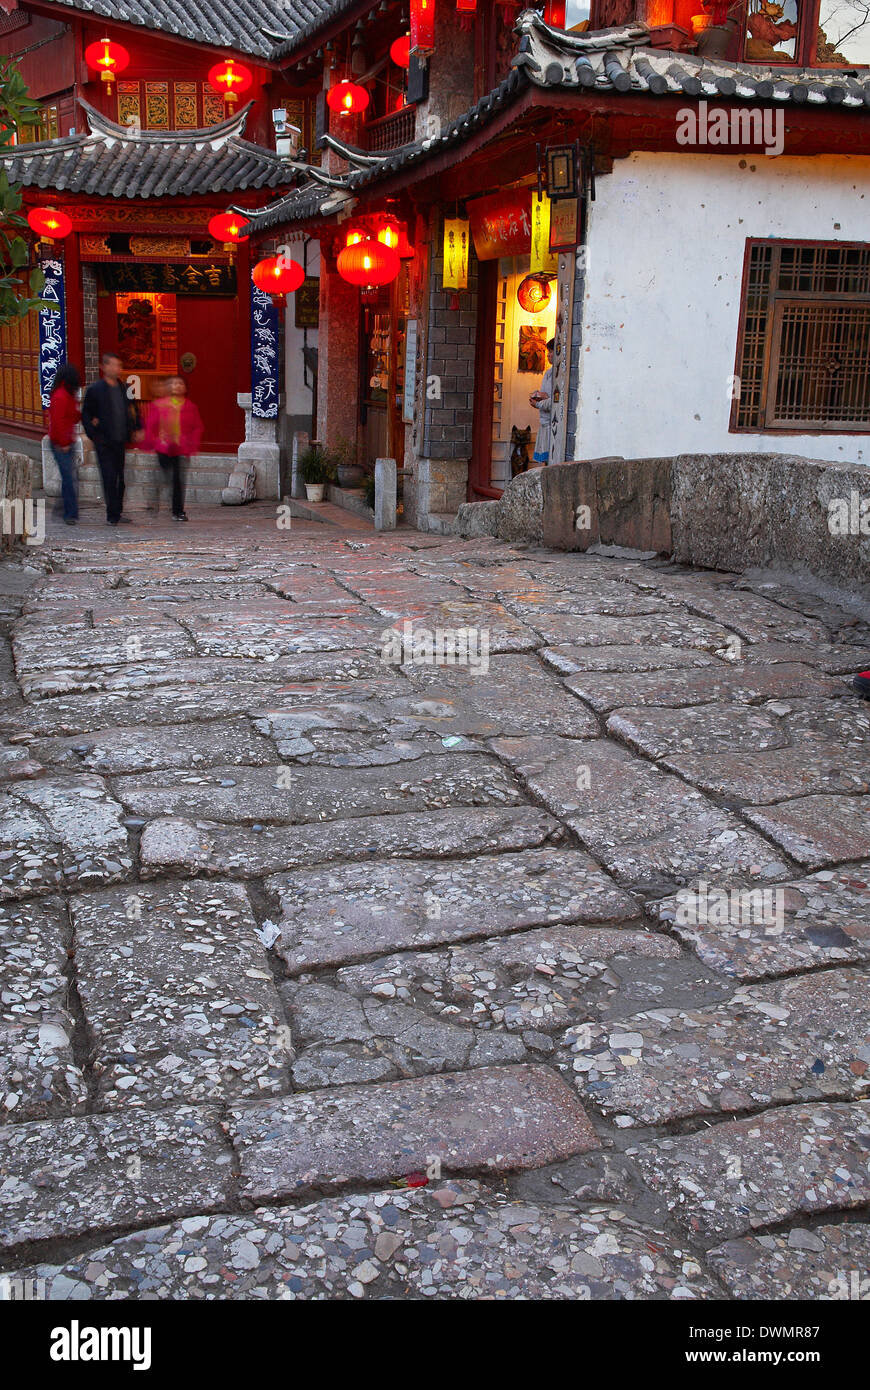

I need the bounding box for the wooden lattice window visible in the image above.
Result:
[0,308,42,430]
[733,241,870,433]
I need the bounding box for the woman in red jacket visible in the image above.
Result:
[143,376,203,522]
[47,364,82,525]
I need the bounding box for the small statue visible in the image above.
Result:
[745,0,799,61]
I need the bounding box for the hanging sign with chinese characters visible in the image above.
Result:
[467,189,532,261]
[250,278,280,420]
[442,217,469,291]
[37,252,67,409]
[99,262,237,295]
[530,193,558,275]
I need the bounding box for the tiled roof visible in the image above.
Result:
[240,11,870,232]
[48,0,339,59]
[0,100,298,198]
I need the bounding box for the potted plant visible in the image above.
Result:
[362,469,376,512]
[299,444,330,503]
[332,436,365,489]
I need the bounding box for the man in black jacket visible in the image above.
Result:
[82,354,141,525]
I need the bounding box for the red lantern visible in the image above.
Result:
[208,213,248,244]
[84,37,129,96]
[410,0,436,57]
[252,255,305,300]
[327,80,370,115]
[456,0,478,11]
[545,1,568,25]
[208,59,253,107]
[27,207,72,241]
[517,273,553,314]
[337,239,400,288]
[390,35,411,67]
[378,221,414,260]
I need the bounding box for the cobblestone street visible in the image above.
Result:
[1,505,868,1301]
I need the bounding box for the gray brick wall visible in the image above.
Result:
[565,254,585,464]
[422,223,479,462]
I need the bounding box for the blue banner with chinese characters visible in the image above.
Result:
[37,253,66,409]
[250,279,279,420]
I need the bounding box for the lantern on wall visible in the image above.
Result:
[207,58,253,107]
[378,221,414,259]
[208,212,249,245]
[517,273,553,314]
[27,207,73,241]
[390,34,411,67]
[327,80,370,115]
[443,217,469,292]
[84,37,129,95]
[410,0,436,57]
[337,238,400,288]
[253,254,305,303]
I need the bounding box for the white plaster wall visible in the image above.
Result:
[283,235,319,424]
[576,152,870,467]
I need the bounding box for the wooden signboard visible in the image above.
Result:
[467,189,532,261]
[295,276,320,329]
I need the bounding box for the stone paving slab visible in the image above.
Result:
[607,704,790,758]
[542,644,719,676]
[265,849,640,974]
[528,612,734,652]
[0,896,86,1123]
[675,590,829,645]
[0,1105,230,1253]
[398,655,599,737]
[0,796,65,900]
[664,745,870,805]
[182,606,388,658]
[27,720,277,775]
[9,777,132,892]
[492,736,788,893]
[651,865,870,980]
[19,651,396,700]
[113,754,526,826]
[709,1222,870,1300]
[3,677,406,737]
[629,1102,870,1240]
[368,601,537,654]
[564,663,844,714]
[225,1066,598,1200]
[740,641,870,674]
[562,968,870,1124]
[70,880,291,1109]
[139,806,561,879]
[4,1181,716,1300]
[332,927,709,1039]
[12,619,194,676]
[745,795,870,869]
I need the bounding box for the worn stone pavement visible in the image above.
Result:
[0,503,868,1301]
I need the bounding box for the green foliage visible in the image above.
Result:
[299,445,332,485]
[363,472,376,510]
[0,58,55,327]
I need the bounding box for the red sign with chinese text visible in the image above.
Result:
[468,189,532,261]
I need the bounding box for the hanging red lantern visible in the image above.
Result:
[252,255,305,301]
[327,80,370,115]
[545,1,568,25]
[208,213,248,244]
[84,37,129,96]
[27,207,72,241]
[337,238,400,288]
[377,221,414,260]
[456,0,478,12]
[208,58,253,107]
[517,273,553,314]
[390,34,411,67]
[410,0,436,57]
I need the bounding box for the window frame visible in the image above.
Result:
[736,0,870,68]
[731,237,870,436]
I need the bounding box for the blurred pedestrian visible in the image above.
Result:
[47,363,81,525]
[143,376,202,522]
[82,353,141,525]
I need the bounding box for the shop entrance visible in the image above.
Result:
[472,255,558,497]
[359,265,409,470]
[94,270,244,452]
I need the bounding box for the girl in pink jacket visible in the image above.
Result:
[144,376,203,521]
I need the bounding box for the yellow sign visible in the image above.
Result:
[443,217,469,291]
[530,193,557,275]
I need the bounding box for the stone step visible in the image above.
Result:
[287,496,373,530]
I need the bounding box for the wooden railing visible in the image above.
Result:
[361,106,416,153]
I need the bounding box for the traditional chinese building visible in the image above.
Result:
[0,0,326,500]
[239,0,870,532]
